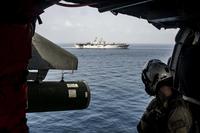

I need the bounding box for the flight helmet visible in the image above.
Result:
[141,59,173,96]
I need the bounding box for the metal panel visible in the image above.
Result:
[28,33,78,70]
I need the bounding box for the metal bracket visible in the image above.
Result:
[61,70,74,82]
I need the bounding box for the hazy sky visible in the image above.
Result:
[36,5,179,44]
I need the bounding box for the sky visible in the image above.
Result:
[36,5,179,44]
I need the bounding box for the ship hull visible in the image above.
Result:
[75,44,129,49]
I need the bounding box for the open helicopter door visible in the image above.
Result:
[170,28,200,104]
[27,33,90,112]
[170,28,200,131]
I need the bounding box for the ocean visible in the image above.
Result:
[27,44,173,133]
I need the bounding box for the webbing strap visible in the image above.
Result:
[183,95,200,106]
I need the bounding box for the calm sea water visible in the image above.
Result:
[27,44,173,133]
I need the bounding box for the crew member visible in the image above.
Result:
[137,59,192,133]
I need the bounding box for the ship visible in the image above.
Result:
[75,37,129,49]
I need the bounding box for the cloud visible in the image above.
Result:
[64,20,73,27]
[36,5,178,44]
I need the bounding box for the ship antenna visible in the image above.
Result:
[94,37,97,42]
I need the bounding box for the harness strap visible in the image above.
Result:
[183,95,200,106]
